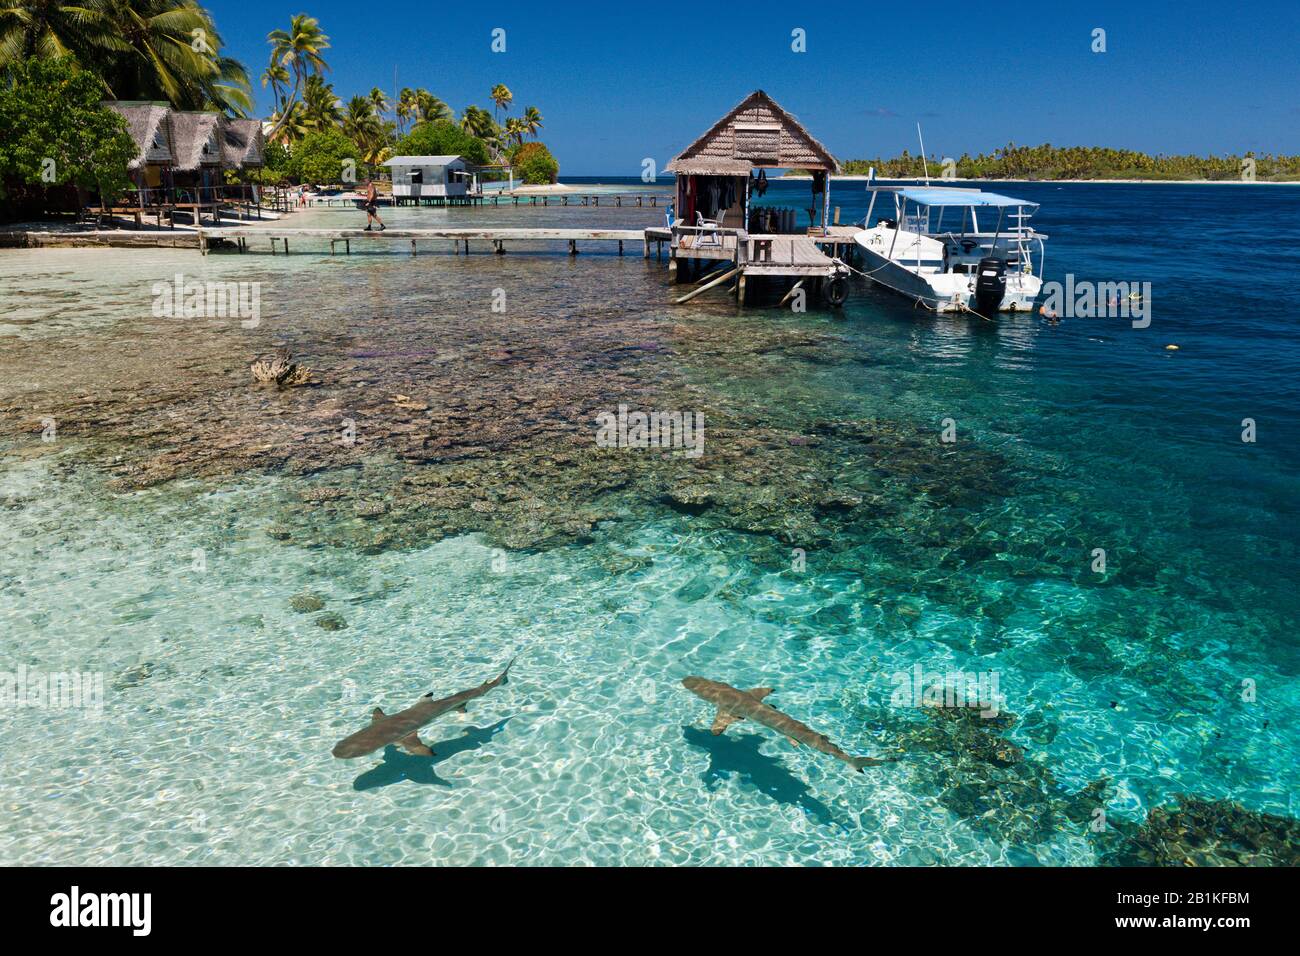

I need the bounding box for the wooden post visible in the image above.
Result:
[411,239,417,256]
[618,240,623,256]
[737,273,746,307]
[674,266,739,304]
[569,239,578,255]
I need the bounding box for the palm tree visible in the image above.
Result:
[264,13,329,140]
[300,73,340,131]
[343,95,388,166]
[459,104,494,139]
[367,86,389,117]
[395,86,417,133]
[0,0,106,63]
[521,105,542,139]
[99,1,252,114]
[414,88,451,123]
[1,0,252,114]
[503,117,526,150]
[489,83,512,124]
[262,60,290,115]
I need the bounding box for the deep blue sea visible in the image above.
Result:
[1,177,1297,864]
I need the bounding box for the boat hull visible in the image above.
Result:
[853,233,1041,314]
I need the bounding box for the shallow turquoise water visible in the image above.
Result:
[1,182,1297,864]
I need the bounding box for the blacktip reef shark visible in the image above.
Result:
[682,676,891,772]
[332,659,514,759]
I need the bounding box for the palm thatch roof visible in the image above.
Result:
[103,101,173,169]
[665,90,839,175]
[170,112,226,171]
[222,119,265,168]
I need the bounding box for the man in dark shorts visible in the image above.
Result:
[363,180,385,231]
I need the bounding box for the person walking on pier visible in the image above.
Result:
[363,180,385,231]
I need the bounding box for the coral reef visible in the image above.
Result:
[1100,797,1300,866]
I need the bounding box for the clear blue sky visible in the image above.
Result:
[208,0,1300,175]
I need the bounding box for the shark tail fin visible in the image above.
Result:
[493,656,517,687]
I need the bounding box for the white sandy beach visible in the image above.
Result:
[484,183,578,196]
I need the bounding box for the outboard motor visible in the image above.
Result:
[973,256,1007,314]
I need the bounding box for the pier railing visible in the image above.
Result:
[670,224,751,263]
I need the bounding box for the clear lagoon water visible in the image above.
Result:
[1,179,1297,865]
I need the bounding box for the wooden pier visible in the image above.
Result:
[301,192,666,210]
[192,221,853,308]
[198,226,652,257]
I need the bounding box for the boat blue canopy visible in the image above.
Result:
[894,187,1037,208]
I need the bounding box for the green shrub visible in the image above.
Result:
[0,57,136,206]
[395,120,488,167]
[287,128,361,185]
[513,141,558,185]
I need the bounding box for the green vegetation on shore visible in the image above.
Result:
[0,57,136,218]
[841,144,1300,182]
[0,0,251,114]
[0,3,561,213]
[257,15,556,185]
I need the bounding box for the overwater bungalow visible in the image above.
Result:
[383,156,483,206]
[666,89,840,236]
[663,90,851,306]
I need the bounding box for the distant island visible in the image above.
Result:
[794,144,1300,182]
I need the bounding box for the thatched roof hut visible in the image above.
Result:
[665,90,840,234]
[103,101,174,171]
[222,119,266,169]
[169,112,226,172]
[666,90,839,176]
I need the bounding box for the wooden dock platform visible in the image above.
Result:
[666,224,851,305]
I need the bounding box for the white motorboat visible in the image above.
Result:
[853,186,1048,313]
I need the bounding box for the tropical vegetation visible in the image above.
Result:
[0,56,136,217]
[511,142,559,185]
[0,4,560,198]
[255,18,554,184]
[285,127,359,186]
[842,144,1300,182]
[0,0,252,114]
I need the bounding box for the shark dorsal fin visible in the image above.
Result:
[711,709,745,735]
[745,687,775,701]
[371,708,386,722]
